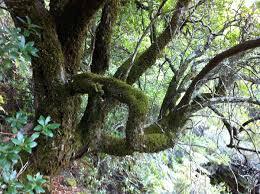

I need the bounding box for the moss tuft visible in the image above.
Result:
[142,134,172,152]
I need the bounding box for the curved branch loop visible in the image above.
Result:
[68,73,149,149]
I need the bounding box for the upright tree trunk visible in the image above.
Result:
[3,0,105,175]
[29,35,83,175]
[9,2,84,175]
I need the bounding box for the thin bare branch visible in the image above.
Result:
[177,38,260,109]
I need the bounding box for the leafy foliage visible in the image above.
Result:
[0,18,38,81]
[0,113,59,193]
[0,11,39,113]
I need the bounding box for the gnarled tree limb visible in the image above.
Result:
[76,0,192,156]
[68,73,149,149]
[93,108,190,156]
[114,0,191,84]
[79,0,120,149]
[96,133,173,156]
[177,38,260,110]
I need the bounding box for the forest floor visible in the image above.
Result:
[48,161,89,194]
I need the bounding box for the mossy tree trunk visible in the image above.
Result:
[4,0,260,176]
[4,0,105,175]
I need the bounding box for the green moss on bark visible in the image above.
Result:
[142,134,172,152]
[98,135,134,156]
[97,133,173,155]
[70,73,149,148]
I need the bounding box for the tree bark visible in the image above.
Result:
[4,0,104,175]
[3,0,260,176]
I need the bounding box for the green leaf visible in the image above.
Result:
[16,132,24,142]
[28,141,37,148]
[33,125,42,132]
[24,146,32,153]
[43,129,53,137]
[47,123,60,129]
[11,132,24,145]
[11,138,21,145]
[44,116,51,125]
[37,116,45,126]
[26,41,34,47]
[12,128,18,133]
[30,132,40,140]
[35,186,45,193]
[27,175,33,182]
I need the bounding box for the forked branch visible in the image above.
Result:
[177,38,260,109]
[114,0,191,84]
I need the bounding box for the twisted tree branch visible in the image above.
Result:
[68,73,149,149]
[177,38,260,109]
